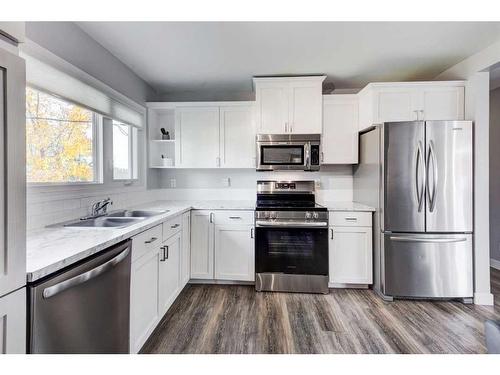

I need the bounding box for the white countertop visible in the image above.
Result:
[26,199,373,282]
[318,201,376,212]
[26,200,255,282]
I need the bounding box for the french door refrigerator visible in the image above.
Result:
[354,121,473,301]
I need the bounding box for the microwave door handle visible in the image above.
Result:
[305,143,310,168]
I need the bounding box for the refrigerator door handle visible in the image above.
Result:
[389,236,467,243]
[416,141,425,212]
[426,140,438,212]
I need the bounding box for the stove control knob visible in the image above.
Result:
[262,212,270,219]
[313,212,319,219]
[305,212,312,219]
[270,212,277,219]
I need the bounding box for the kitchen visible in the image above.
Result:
[1,9,500,370]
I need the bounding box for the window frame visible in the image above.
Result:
[26,87,104,187]
[111,120,139,183]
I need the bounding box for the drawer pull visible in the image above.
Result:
[229,216,242,219]
[160,246,166,261]
[145,237,158,244]
[170,223,180,229]
[345,217,358,221]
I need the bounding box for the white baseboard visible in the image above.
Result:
[474,292,495,306]
[491,258,500,271]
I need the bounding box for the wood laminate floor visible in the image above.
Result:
[141,268,500,354]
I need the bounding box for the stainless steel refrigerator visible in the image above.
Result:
[354,121,473,302]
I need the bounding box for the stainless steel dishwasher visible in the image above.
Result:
[28,240,131,353]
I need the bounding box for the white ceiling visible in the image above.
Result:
[76,22,500,99]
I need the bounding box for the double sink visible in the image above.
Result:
[62,209,169,229]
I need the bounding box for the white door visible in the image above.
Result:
[375,86,419,123]
[419,86,465,121]
[220,105,256,168]
[159,232,181,316]
[0,288,26,353]
[0,49,25,298]
[329,226,373,285]
[214,225,255,281]
[130,248,160,353]
[256,85,289,134]
[175,107,220,167]
[190,210,214,279]
[181,212,191,286]
[322,95,359,164]
[289,81,323,133]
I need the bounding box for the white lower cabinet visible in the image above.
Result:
[329,212,373,286]
[130,241,160,353]
[158,232,181,317]
[215,224,255,281]
[191,210,255,281]
[0,287,26,354]
[190,210,214,279]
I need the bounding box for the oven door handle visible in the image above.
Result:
[255,220,328,228]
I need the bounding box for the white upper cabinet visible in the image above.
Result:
[175,107,220,168]
[322,95,359,164]
[254,76,325,134]
[358,81,465,131]
[219,105,256,168]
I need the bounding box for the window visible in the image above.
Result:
[26,87,100,184]
[112,120,138,180]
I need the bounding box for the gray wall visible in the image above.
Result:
[25,22,157,104]
[491,87,500,262]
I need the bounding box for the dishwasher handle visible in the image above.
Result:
[42,247,130,299]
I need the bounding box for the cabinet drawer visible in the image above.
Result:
[131,224,162,262]
[330,211,372,227]
[163,215,182,241]
[213,210,254,225]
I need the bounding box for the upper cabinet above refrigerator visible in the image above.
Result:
[254,76,326,134]
[358,82,465,131]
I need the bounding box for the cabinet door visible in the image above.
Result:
[256,85,288,134]
[130,248,160,353]
[181,212,191,286]
[159,232,181,317]
[220,105,256,168]
[420,86,465,121]
[190,210,214,279]
[0,49,25,297]
[375,86,419,123]
[289,81,323,133]
[175,107,220,167]
[0,287,26,354]
[329,226,372,285]
[322,95,359,164]
[215,225,255,281]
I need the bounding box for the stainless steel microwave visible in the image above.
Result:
[256,134,321,171]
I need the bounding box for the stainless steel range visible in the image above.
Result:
[254,180,329,294]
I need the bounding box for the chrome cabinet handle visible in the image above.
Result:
[320,151,324,163]
[229,216,241,219]
[171,223,180,228]
[330,228,334,240]
[160,246,166,261]
[165,245,169,260]
[250,228,254,238]
[345,217,358,221]
[43,247,130,299]
[145,237,158,244]
[209,212,214,223]
[426,140,438,212]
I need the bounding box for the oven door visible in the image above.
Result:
[255,225,328,276]
[256,142,308,171]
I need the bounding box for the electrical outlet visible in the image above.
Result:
[221,177,230,187]
[170,178,176,188]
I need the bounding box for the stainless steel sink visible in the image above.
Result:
[106,209,168,218]
[63,217,145,228]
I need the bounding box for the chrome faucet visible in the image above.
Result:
[91,198,113,217]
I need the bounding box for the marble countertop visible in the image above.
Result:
[26,199,373,282]
[318,201,376,212]
[26,200,255,282]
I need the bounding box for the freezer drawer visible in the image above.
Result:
[28,240,131,354]
[384,233,473,299]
